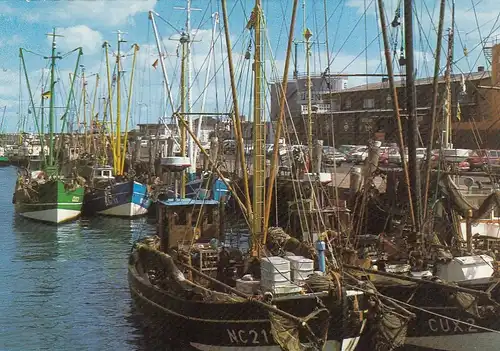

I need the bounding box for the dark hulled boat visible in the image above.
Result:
[128,198,368,351]
[83,166,151,217]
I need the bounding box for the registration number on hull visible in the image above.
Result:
[227,329,270,345]
[427,317,478,334]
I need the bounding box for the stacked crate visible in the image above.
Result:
[260,257,302,294]
[286,256,314,284]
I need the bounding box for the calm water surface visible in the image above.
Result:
[0,166,176,350]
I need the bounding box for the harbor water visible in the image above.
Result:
[0,166,190,350]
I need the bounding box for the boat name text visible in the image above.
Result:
[428,317,478,333]
[227,329,270,344]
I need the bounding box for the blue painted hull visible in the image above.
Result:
[83,180,151,217]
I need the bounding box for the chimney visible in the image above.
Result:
[478,66,485,72]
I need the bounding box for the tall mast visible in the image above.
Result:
[251,0,265,256]
[404,0,422,232]
[304,28,313,159]
[443,0,455,149]
[115,30,127,175]
[46,29,63,169]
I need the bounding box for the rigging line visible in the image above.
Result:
[364,0,368,85]
[470,0,487,66]
[454,14,500,68]
[327,0,346,63]
[347,282,500,335]
[20,48,45,57]
[373,0,384,75]
[326,0,375,72]
[275,0,290,55]
[339,32,382,73]
[155,13,182,35]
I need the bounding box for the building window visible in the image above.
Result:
[363,98,375,109]
[344,99,351,109]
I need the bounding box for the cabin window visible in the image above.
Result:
[363,98,375,109]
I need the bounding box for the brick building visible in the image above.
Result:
[271,43,500,149]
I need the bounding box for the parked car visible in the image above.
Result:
[466,149,500,171]
[346,146,369,164]
[429,148,472,170]
[322,147,346,166]
[387,147,427,164]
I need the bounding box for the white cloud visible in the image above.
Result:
[0,34,23,48]
[25,0,157,27]
[52,25,103,55]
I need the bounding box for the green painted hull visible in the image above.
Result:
[0,156,9,166]
[14,178,84,224]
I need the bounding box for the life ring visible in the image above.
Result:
[28,149,33,155]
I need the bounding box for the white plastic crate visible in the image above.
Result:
[286,256,314,271]
[261,269,291,283]
[261,279,303,295]
[261,256,291,273]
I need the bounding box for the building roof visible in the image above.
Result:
[340,70,491,93]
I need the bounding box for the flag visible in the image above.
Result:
[152,58,159,69]
[457,102,462,121]
[460,74,467,94]
[42,90,51,99]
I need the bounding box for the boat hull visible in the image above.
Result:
[128,246,366,351]
[0,156,9,166]
[83,181,151,217]
[14,179,83,224]
[356,280,500,351]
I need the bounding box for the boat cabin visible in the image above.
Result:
[156,198,222,251]
[92,166,114,180]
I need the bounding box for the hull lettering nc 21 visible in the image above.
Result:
[227,329,270,344]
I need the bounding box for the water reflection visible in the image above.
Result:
[2,162,194,351]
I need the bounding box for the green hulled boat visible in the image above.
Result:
[14,171,83,223]
[13,29,84,224]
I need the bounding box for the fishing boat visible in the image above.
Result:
[82,165,151,217]
[0,146,9,166]
[12,29,84,224]
[82,33,151,218]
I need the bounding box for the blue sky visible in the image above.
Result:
[0,0,497,133]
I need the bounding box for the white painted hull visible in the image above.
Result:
[97,202,148,217]
[19,208,81,224]
[406,332,500,351]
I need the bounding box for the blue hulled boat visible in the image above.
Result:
[83,166,151,217]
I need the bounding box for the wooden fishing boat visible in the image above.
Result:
[128,197,367,351]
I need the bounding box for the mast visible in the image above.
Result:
[250,0,265,256]
[443,0,455,149]
[173,0,200,179]
[304,28,313,160]
[82,67,88,152]
[46,28,62,169]
[404,0,422,232]
[115,30,127,175]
